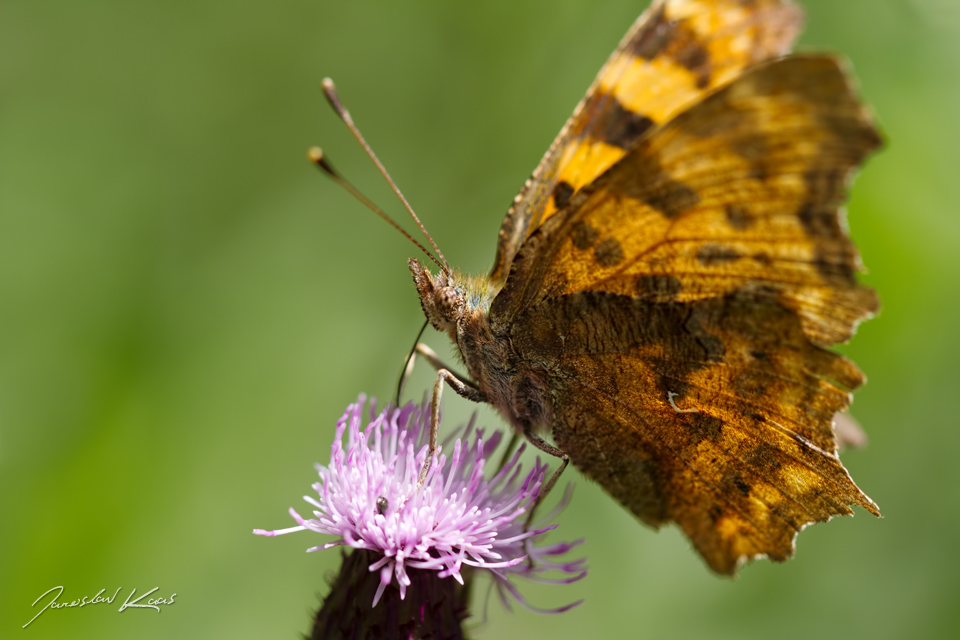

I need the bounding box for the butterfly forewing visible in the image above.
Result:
[493,56,880,345]
[491,0,804,285]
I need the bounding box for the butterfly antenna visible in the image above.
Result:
[308,147,444,271]
[321,77,450,273]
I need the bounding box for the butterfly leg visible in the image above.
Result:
[394,320,429,405]
[415,343,476,389]
[520,426,570,529]
[416,367,487,491]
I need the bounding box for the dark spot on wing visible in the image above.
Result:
[797,201,842,239]
[685,307,726,362]
[805,167,845,199]
[820,112,883,152]
[553,180,575,210]
[798,169,846,238]
[642,178,700,218]
[616,153,700,218]
[750,351,768,361]
[814,257,856,285]
[748,442,783,471]
[796,175,860,286]
[752,252,772,266]
[734,370,767,398]
[697,335,725,362]
[697,244,742,266]
[680,99,749,138]
[594,237,625,267]
[628,5,673,59]
[628,8,711,88]
[571,222,600,250]
[591,95,656,150]
[686,413,723,442]
[725,204,753,230]
[734,477,751,496]
[672,35,712,89]
[636,274,682,299]
[731,133,771,179]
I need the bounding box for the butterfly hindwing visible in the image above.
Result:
[493,55,880,573]
[491,0,804,285]
[514,288,877,573]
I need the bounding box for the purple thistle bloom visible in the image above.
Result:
[255,396,586,613]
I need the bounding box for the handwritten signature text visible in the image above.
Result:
[23,586,177,628]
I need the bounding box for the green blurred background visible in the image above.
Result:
[2,0,959,638]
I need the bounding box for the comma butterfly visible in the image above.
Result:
[320,0,880,575]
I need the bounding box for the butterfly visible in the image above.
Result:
[322,0,881,575]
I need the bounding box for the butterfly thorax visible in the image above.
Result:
[408,258,548,432]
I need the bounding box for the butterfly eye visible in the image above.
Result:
[434,286,462,320]
[376,496,388,515]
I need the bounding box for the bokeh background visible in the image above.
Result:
[3,0,959,638]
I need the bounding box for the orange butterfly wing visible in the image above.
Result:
[492,56,880,573]
[490,0,803,285]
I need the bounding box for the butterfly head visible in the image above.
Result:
[408,258,465,336]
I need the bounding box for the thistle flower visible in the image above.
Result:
[255,396,585,622]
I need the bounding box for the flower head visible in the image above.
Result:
[255,396,585,612]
